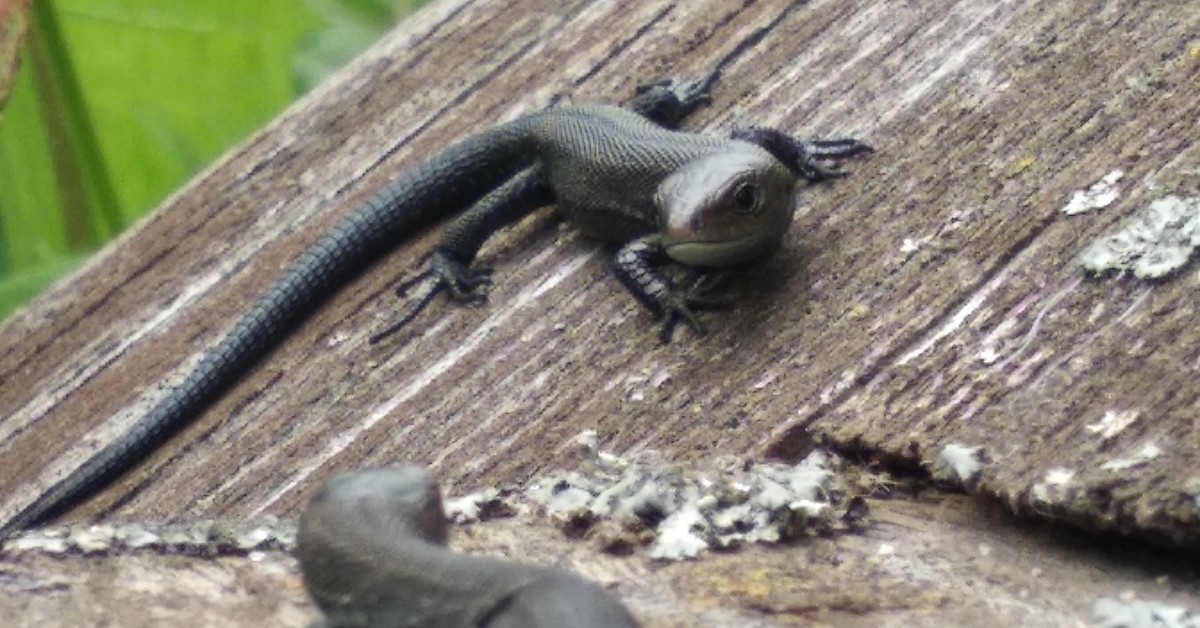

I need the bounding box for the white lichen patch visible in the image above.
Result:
[525,433,860,561]
[1079,195,1200,278]
[444,487,513,523]
[4,519,297,556]
[1030,467,1076,507]
[1185,477,1200,510]
[1100,443,1162,472]
[8,434,864,562]
[1093,597,1198,628]
[1062,169,1124,215]
[1085,410,1141,441]
[650,505,709,560]
[931,443,989,488]
[976,344,1001,365]
[899,236,927,254]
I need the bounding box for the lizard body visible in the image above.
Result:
[0,75,869,540]
[298,466,640,627]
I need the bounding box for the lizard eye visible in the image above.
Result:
[732,181,759,214]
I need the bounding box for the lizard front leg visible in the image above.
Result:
[625,69,719,128]
[612,235,734,343]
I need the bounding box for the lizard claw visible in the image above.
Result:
[635,74,715,108]
[370,251,494,345]
[686,271,736,307]
[656,272,736,344]
[432,253,493,304]
[795,139,875,182]
[800,137,874,158]
[629,70,719,127]
[732,128,874,183]
[659,306,704,344]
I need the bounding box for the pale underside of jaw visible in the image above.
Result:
[663,232,779,267]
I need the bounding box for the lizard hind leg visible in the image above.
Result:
[368,253,493,345]
[369,165,551,345]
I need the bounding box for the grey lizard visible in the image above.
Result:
[0,71,870,541]
[298,466,640,627]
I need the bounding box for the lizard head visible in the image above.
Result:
[656,148,796,267]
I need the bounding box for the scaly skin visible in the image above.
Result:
[0,75,869,540]
[298,466,640,628]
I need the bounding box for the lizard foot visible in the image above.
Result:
[657,272,736,344]
[369,251,493,345]
[614,237,737,343]
[732,127,874,182]
[628,70,719,128]
[795,138,875,182]
[427,251,493,304]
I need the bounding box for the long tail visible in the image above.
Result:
[0,118,538,540]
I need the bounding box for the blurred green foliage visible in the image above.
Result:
[0,0,424,320]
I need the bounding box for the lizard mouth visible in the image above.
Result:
[663,232,781,267]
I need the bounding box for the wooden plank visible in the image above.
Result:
[1,0,1198,557]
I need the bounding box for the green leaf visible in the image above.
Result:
[0,0,328,320]
[294,0,423,92]
[0,253,83,316]
[0,44,63,275]
[50,0,326,223]
[29,0,122,249]
[0,0,425,322]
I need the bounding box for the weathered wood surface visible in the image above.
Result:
[1,0,1199,618]
[4,496,1197,627]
